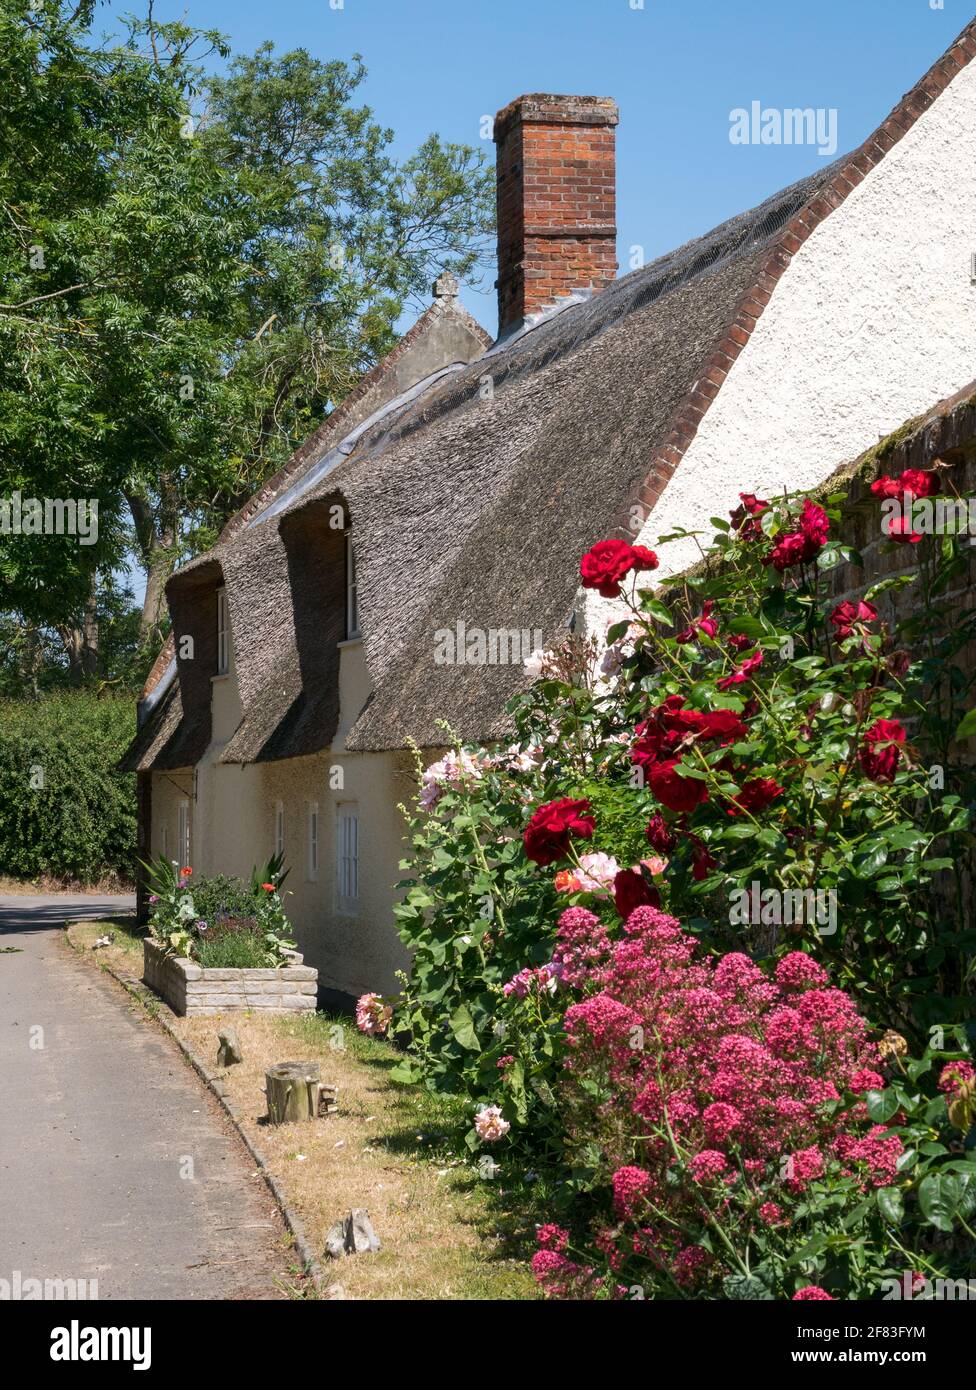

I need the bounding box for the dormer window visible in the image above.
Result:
[216,586,230,675]
[345,532,360,639]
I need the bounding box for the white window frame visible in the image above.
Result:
[307,801,319,882]
[336,802,359,915]
[274,800,285,860]
[216,586,230,675]
[178,799,191,871]
[345,532,360,640]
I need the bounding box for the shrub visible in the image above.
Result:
[533,905,976,1300]
[196,919,269,969]
[387,473,976,1299]
[0,692,135,884]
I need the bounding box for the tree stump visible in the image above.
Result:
[217,1029,243,1067]
[265,1061,321,1125]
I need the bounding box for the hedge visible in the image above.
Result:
[0,692,136,884]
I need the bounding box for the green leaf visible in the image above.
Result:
[954,709,976,742]
[722,1274,774,1300]
[448,1004,481,1052]
[865,1089,899,1123]
[876,1187,904,1224]
[918,1172,976,1233]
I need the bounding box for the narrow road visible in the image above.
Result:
[0,895,290,1300]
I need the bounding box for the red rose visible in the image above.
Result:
[799,500,830,546]
[612,867,660,920]
[730,777,784,816]
[829,599,878,640]
[675,600,719,644]
[689,838,716,881]
[858,719,906,784]
[871,469,939,501]
[631,699,747,773]
[765,530,812,571]
[727,633,752,653]
[717,648,764,690]
[870,475,903,500]
[523,797,596,865]
[580,539,659,598]
[887,516,924,544]
[648,759,709,814]
[730,493,769,539]
[645,813,676,854]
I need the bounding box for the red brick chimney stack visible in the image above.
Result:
[493,93,619,339]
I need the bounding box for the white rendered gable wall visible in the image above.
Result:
[586,57,976,635]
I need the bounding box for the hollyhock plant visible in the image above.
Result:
[356,992,393,1036]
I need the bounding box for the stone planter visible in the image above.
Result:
[143,939,318,1017]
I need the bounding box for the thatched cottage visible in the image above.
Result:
[124,21,976,1004]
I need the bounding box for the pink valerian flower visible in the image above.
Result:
[536,1224,569,1253]
[938,1060,976,1097]
[355,992,393,1036]
[552,907,612,989]
[757,1202,785,1226]
[834,1125,902,1187]
[545,908,893,1300]
[793,1286,835,1301]
[689,1150,728,1184]
[848,1068,885,1094]
[612,1166,652,1219]
[474,1105,510,1142]
[497,1055,515,1070]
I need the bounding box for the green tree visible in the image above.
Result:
[0,1,494,682]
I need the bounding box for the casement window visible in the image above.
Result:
[307,801,319,881]
[336,803,359,914]
[216,586,230,675]
[345,532,360,640]
[274,801,285,859]
[178,799,191,871]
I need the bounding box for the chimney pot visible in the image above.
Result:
[493,93,618,337]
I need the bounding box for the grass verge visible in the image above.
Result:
[69,920,538,1301]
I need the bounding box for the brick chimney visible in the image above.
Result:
[493,94,619,338]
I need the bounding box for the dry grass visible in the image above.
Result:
[69,920,538,1301]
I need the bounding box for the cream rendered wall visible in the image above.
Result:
[156,633,414,1000]
[586,59,976,633]
[149,771,194,866]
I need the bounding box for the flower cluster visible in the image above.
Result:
[355,992,393,1035]
[533,905,895,1299]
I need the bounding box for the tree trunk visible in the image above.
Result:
[265,1061,322,1125]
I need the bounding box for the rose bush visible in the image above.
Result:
[389,476,976,1297]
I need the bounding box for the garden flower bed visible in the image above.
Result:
[142,938,317,1017]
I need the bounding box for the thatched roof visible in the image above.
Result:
[122,18,976,770]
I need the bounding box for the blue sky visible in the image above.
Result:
[101,0,963,602]
[97,0,965,328]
